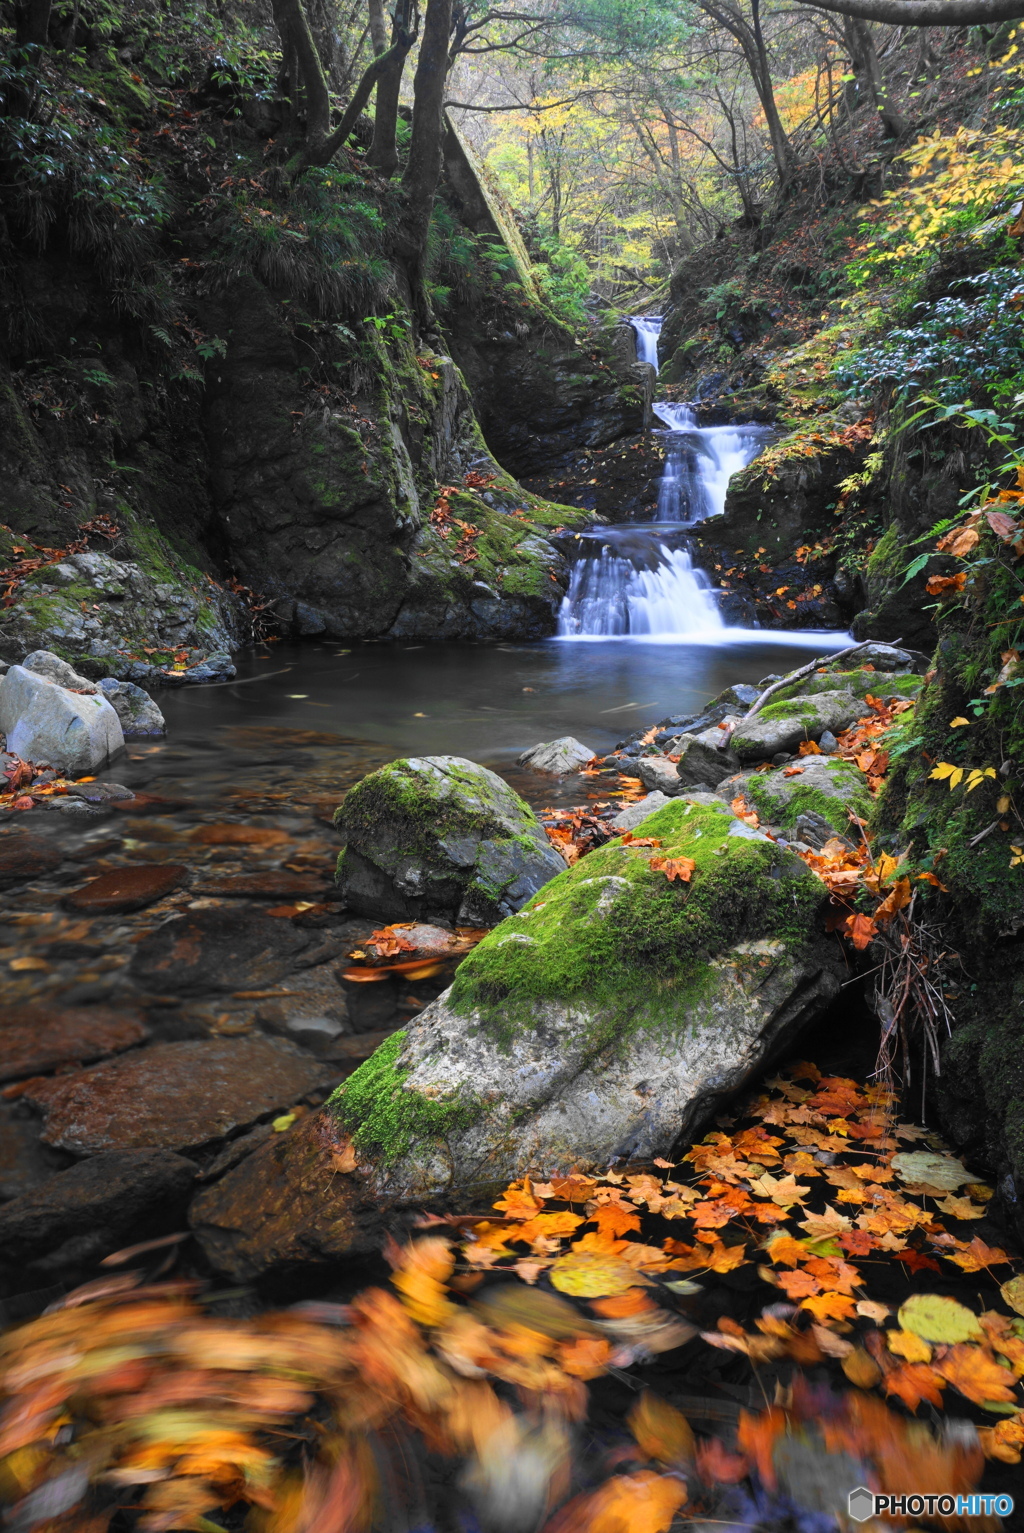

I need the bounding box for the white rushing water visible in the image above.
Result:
[557,530,724,640]
[652,401,772,525]
[558,316,778,640]
[629,315,662,368]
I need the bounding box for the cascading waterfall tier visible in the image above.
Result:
[557,527,724,640]
[652,402,773,526]
[558,316,773,640]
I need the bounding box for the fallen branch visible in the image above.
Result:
[742,639,904,723]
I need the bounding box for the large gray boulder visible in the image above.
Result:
[517,736,594,774]
[730,690,862,762]
[672,728,740,786]
[334,755,566,926]
[190,796,842,1280]
[0,663,124,773]
[636,756,684,795]
[96,677,165,736]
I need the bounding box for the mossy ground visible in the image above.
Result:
[327,1030,484,1162]
[447,799,825,1045]
[773,669,923,705]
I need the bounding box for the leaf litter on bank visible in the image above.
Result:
[0,1064,1022,1531]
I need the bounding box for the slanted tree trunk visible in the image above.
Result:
[400,0,455,292]
[805,0,1024,24]
[366,0,419,177]
[367,0,389,55]
[843,16,910,137]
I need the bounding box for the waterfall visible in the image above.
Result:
[629,316,662,368]
[557,317,773,640]
[652,402,772,525]
[557,529,724,640]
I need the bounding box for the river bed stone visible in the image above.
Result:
[63,864,190,913]
[25,1036,331,1154]
[0,1149,198,1281]
[0,1003,148,1082]
[128,907,317,994]
[0,833,63,888]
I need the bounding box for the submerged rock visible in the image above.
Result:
[96,677,165,735]
[129,907,316,994]
[517,737,594,774]
[0,833,63,888]
[0,1004,147,1083]
[0,1150,197,1281]
[25,1037,330,1154]
[63,863,189,914]
[730,690,862,762]
[334,755,565,925]
[0,663,124,774]
[193,799,842,1278]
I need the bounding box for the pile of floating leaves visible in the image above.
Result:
[1,1063,1022,1531]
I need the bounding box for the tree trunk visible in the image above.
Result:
[805,0,1024,25]
[272,0,331,143]
[400,0,454,290]
[14,0,52,48]
[366,0,418,176]
[843,16,910,136]
[298,39,409,170]
[367,0,389,55]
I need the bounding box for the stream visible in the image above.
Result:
[150,313,847,801]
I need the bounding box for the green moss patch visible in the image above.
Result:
[746,760,872,833]
[773,669,923,705]
[327,1030,484,1162]
[447,799,825,1043]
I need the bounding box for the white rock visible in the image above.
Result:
[0,665,124,774]
[21,650,97,692]
[609,791,673,831]
[516,736,594,774]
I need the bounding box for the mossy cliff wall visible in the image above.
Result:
[0,49,643,661]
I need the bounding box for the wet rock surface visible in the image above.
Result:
[335,754,565,925]
[0,1003,147,1082]
[96,677,166,736]
[63,864,189,913]
[129,908,318,994]
[0,832,63,888]
[0,1149,197,1278]
[25,1036,331,1154]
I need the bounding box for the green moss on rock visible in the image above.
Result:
[447,798,825,1043]
[327,1030,484,1161]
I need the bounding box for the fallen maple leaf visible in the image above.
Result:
[649,855,696,883]
[935,1344,1017,1406]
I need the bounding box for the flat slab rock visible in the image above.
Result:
[195,872,329,898]
[63,863,189,913]
[0,1149,196,1276]
[0,1003,148,1083]
[0,833,63,889]
[25,1036,331,1154]
[128,907,317,994]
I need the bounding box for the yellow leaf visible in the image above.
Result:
[949,717,970,727]
[898,1293,982,1343]
[627,1391,695,1465]
[272,1113,296,1132]
[549,1250,650,1298]
[887,1328,933,1362]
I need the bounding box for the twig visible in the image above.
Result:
[742,639,904,723]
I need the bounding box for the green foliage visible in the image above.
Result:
[840,270,1024,410]
[217,169,395,317]
[532,234,591,324]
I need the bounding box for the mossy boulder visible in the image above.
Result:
[731,690,863,762]
[772,669,923,706]
[744,757,872,834]
[327,798,842,1197]
[334,755,566,925]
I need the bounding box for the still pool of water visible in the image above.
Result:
[126,631,852,809]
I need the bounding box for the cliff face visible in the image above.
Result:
[0,57,646,669]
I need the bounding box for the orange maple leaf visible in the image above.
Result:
[935,1344,1017,1406]
[588,1204,642,1240]
[649,855,696,883]
[799,1291,859,1323]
